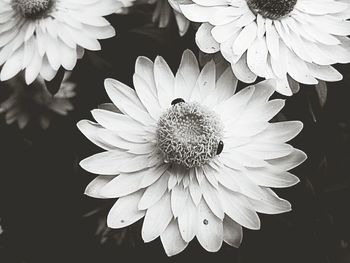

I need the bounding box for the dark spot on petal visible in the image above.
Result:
[203,219,209,225]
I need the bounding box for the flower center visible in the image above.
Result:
[246,0,297,20]
[157,100,224,168]
[12,0,54,19]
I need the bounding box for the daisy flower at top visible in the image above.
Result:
[78,50,306,256]
[0,0,121,85]
[178,0,350,95]
[0,72,76,129]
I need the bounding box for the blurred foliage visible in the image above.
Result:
[0,11,349,263]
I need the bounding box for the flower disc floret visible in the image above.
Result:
[157,101,223,168]
[246,0,297,20]
[12,0,54,19]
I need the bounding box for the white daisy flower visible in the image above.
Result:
[78,50,306,256]
[178,0,350,95]
[0,0,121,85]
[0,72,76,129]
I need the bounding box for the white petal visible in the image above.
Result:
[77,120,114,150]
[215,67,238,102]
[196,23,220,54]
[133,73,162,120]
[219,186,261,230]
[142,191,173,242]
[201,178,224,219]
[80,151,128,175]
[138,171,170,210]
[196,199,223,252]
[171,184,190,218]
[91,109,143,131]
[223,216,243,248]
[84,175,116,199]
[174,49,200,100]
[104,78,153,125]
[267,149,307,171]
[107,190,145,228]
[254,121,303,143]
[247,188,292,214]
[245,167,300,188]
[99,172,144,198]
[153,56,175,108]
[160,219,188,256]
[178,197,197,242]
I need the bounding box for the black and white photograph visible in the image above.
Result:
[0,0,349,262]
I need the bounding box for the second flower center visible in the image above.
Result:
[157,100,223,168]
[246,0,297,20]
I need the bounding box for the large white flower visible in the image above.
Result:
[0,0,121,84]
[78,50,306,256]
[179,0,350,95]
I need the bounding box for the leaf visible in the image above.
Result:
[315,80,328,107]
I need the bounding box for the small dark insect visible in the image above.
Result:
[217,141,224,155]
[171,98,185,105]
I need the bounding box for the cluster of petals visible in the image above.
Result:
[178,0,350,95]
[78,50,306,256]
[0,0,121,84]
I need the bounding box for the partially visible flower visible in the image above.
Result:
[130,0,190,35]
[78,50,306,256]
[0,0,121,84]
[179,0,350,95]
[0,72,76,129]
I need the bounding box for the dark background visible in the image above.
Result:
[0,12,349,263]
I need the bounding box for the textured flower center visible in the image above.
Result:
[12,0,54,19]
[157,100,224,168]
[246,0,297,20]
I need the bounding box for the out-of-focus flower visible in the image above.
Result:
[0,72,76,129]
[114,0,137,14]
[78,50,306,256]
[0,218,3,236]
[0,0,121,84]
[153,0,189,36]
[129,0,190,35]
[178,0,350,95]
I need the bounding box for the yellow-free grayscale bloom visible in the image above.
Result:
[179,0,350,95]
[0,0,121,84]
[78,50,306,256]
[0,72,75,129]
